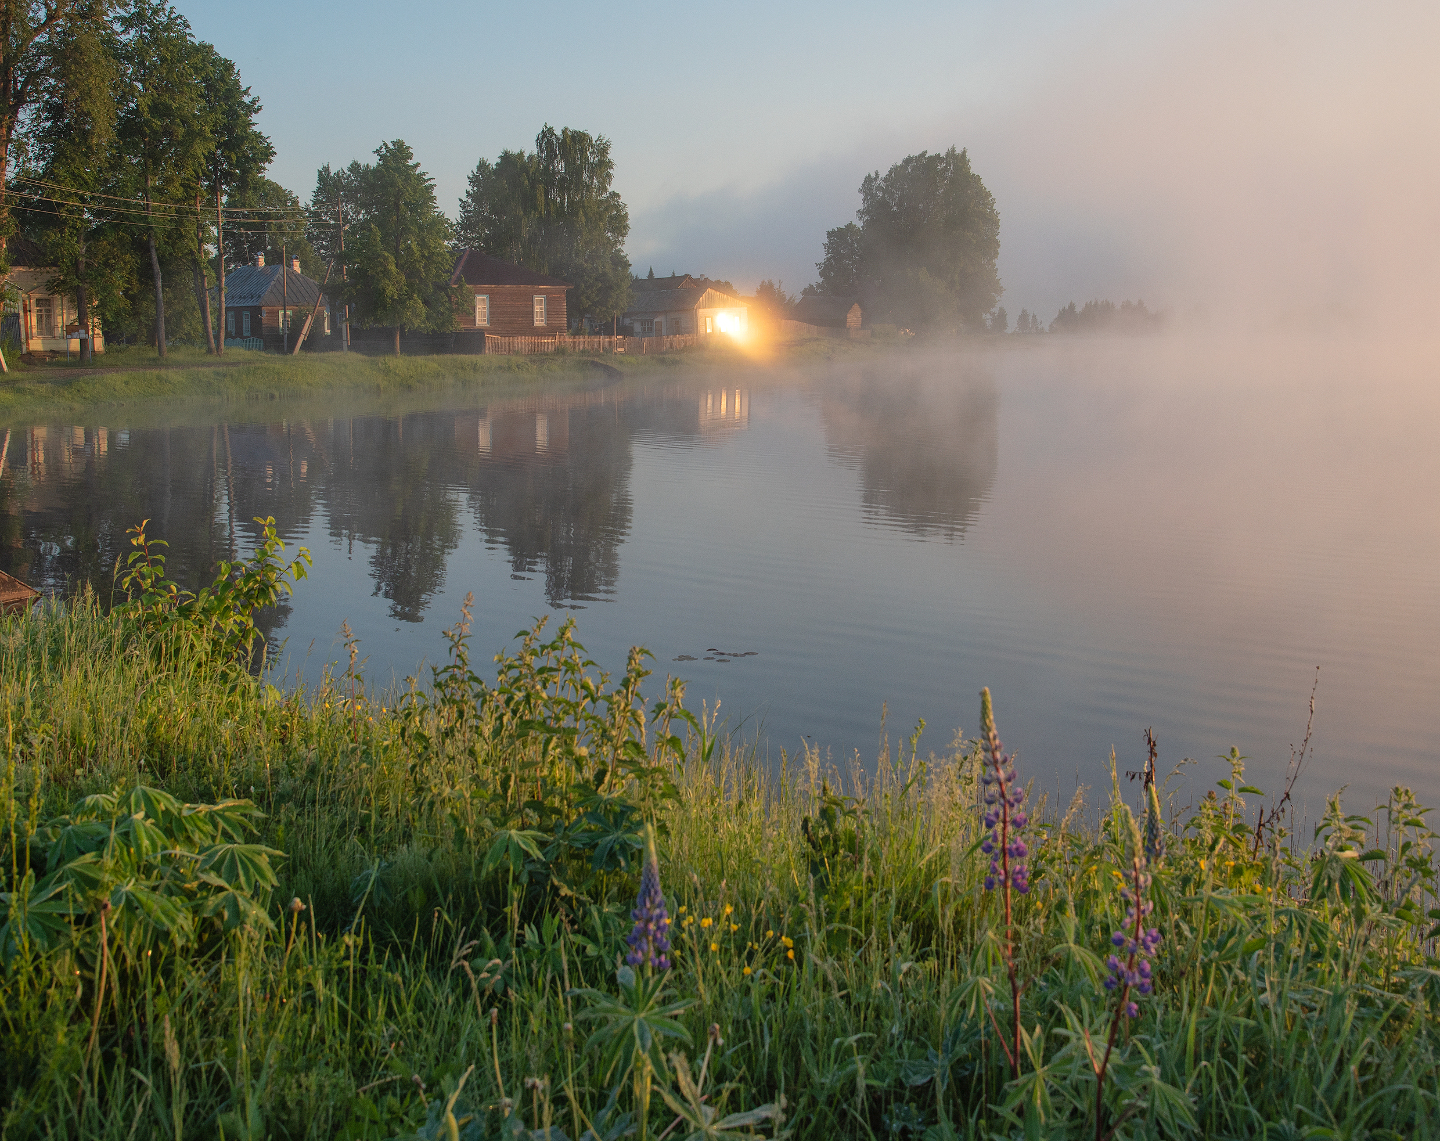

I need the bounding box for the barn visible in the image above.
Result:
[449,250,570,335]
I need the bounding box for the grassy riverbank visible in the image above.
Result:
[0,338,867,422]
[2,594,1438,1139]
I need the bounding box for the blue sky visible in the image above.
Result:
[178,0,1436,328]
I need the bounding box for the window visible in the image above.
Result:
[705,316,713,334]
[533,295,546,326]
[475,294,490,326]
[639,318,654,335]
[242,310,251,337]
[34,297,53,338]
[324,308,331,336]
[227,310,236,336]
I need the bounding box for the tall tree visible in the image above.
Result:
[224,176,317,275]
[0,0,107,273]
[335,140,453,355]
[813,148,1001,330]
[193,41,269,354]
[17,4,116,362]
[457,125,631,324]
[114,0,208,355]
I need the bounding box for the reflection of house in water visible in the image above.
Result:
[820,367,999,541]
[698,388,749,435]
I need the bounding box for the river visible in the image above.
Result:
[4,335,1437,818]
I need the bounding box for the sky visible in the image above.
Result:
[178,0,1438,329]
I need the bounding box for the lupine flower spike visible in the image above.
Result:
[1089,838,1164,1141]
[979,687,1027,1078]
[625,824,671,971]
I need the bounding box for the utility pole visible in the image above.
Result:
[337,195,349,351]
[215,152,226,357]
[282,240,289,354]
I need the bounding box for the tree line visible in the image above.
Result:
[2,2,632,359]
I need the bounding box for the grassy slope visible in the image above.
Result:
[0,337,870,423]
[1,600,1437,1139]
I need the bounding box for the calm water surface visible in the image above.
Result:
[4,337,1437,813]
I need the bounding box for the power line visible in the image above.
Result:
[10,175,317,219]
[8,201,314,236]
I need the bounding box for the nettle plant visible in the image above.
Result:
[375,595,698,934]
[115,516,312,672]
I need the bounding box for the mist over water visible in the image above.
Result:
[4,334,1436,815]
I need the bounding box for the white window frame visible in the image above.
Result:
[704,316,713,333]
[242,310,251,337]
[475,294,490,326]
[227,310,236,336]
[533,294,546,327]
[324,308,331,336]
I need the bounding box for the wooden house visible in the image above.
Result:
[4,236,105,356]
[449,250,570,335]
[622,287,748,338]
[793,295,863,330]
[222,255,333,352]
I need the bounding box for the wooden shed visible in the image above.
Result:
[793,295,863,330]
[450,251,570,335]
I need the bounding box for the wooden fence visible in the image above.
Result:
[482,332,704,355]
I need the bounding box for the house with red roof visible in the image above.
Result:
[450,250,570,336]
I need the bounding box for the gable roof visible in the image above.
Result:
[5,235,48,268]
[634,273,699,291]
[223,264,326,308]
[450,249,570,289]
[625,288,747,316]
[794,295,861,325]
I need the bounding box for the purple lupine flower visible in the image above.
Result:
[1101,866,1161,1016]
[625,834,671,971]
[979,700,1030,896]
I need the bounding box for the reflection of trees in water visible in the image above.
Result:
[315,416,462,623]
[463,404,632,608]
[0,399,635,629]
[819,363,999,540]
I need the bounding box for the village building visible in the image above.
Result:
[793,294,863,330]
[4,236,105,356]
[222,255,333,352]
[450,250,570,335]
[622,286,748,338]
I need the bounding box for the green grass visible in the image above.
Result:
[0,336,880,423]
[2,596,1437,1140]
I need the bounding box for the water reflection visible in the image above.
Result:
[819,364,999,539]
[0,368,1000,647]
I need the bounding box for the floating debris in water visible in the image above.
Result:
[673,648,758,662]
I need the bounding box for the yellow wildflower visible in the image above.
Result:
[710,942,719,952]
[765,929,774,938]
[724,904,733,916]
[730,923,739,932]
[786,949,795,961]
[743,966,752,976]
[781,936,794,949]
[701,917,713,929]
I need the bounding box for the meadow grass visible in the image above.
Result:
[1,595,1438,1140]
[0,336,871,423]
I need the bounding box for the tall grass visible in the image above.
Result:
[2,595,1438,1139]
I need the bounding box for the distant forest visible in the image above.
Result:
[1002,299,1163,336]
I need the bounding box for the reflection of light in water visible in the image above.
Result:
[699,389,749,432]
[535,413,549,453]
[478,417,491,454]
